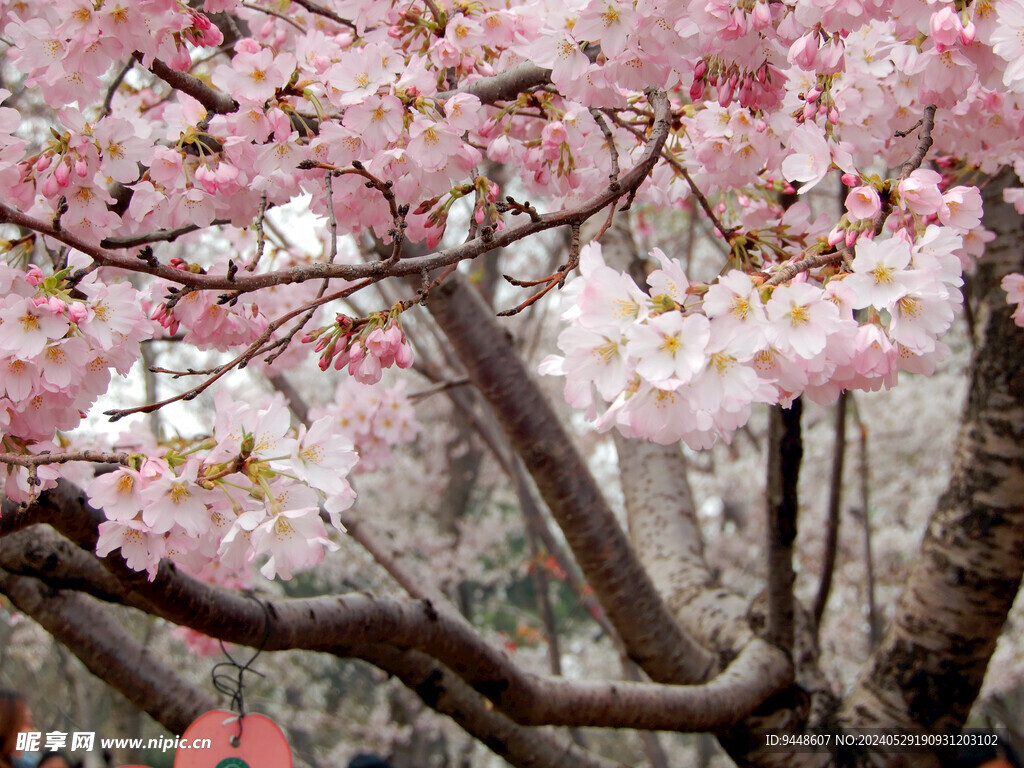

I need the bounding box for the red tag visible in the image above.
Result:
[173,710,292,768]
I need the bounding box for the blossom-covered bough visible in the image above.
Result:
[2,0,1024,765]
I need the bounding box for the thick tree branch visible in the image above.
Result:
[439,61,552,103]
[8,481,788,732]
[427,273,718,685]
[614,435,754,655]
[137,53,239,114]
[355,645,627,768]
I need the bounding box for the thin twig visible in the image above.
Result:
[245,194,269,272]
[104,279,371,420]
[242,2,307,32]
[100,60,135,119]
[285,0,357,30]
[0,451,131,468]
[498,223,581,316]
[590,109,621,190]
[897,104,937,181]
[409,377,471,402]
[604,108,734,242]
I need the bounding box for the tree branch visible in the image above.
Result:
[766,400,802,653]
[137,53,239,115]
[812,392,847,631]
[355,645,627,768]
[9,481,789,732]
[427,273,718,685]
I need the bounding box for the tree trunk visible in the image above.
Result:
[841,175,1024,763]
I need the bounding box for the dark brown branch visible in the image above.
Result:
[101,222,215,249]
[897,104,937,181]
[17,481,787,732]
[427,274,719,685]
[137,53,239,115]
[287,0,357,30]
[766,399,802,653]
[813,391,847,631]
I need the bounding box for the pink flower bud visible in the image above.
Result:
[788,33,818,70]
[827,227,845,247]
[689,78,705,102]
[845,185,881,220]
[169,46,192,72]
[54,161,71,187]
[960,20,976,45]
[68,303,88,323]
[929,7,964,50]
[395,340,414,369]
[25,266,45,285]
[845,229,858,247]
[35,155,51,172]
[751,1,771,30]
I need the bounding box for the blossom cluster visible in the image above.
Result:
[303,307,414,385]
[309,377,419,473]
[2,0,1024,588]
[0,260,152,501]
[543,202,974,448]
[150,258,269,352]
[88,392,358,582]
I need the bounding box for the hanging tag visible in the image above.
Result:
[173,710,292,768]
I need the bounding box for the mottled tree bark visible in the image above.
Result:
[841,175,1024,763]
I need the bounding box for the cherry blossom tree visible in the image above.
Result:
[1,0,1024,766]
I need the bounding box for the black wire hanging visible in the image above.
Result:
[210,596,272,746]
